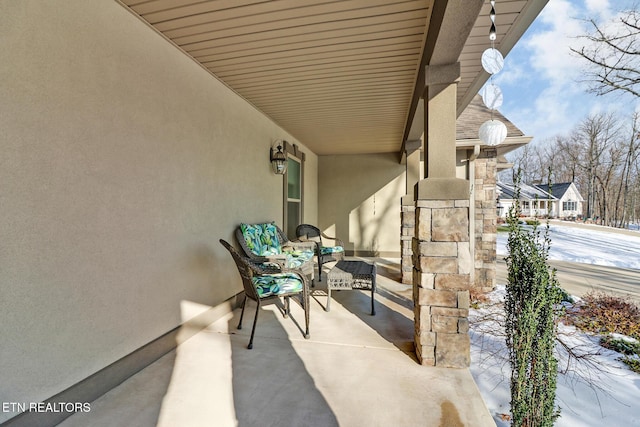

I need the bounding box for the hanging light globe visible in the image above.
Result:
[481,48,504,75]
[482,83,503,110]
[479,119,507,146]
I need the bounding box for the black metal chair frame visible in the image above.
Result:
[295,224,345,281]
[220,239,310,349]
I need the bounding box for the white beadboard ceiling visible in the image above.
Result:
[119,0,545,156]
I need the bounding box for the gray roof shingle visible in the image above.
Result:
[456,95,525,140]
[535,182,573,199]
[497,181,556,201]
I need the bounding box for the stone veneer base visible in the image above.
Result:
[413,199,471,367]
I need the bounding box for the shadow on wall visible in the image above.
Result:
[318,153,405,256]
[350,177,404,256]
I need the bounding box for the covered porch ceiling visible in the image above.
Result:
[119,0,546,156]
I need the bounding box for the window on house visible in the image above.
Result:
[285,155,302,238]
[563,201,577,211]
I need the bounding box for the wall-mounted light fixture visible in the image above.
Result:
[270,140,288,175]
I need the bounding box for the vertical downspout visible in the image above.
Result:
[468,144,481,287]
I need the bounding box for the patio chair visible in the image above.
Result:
[235,222,315,280]
[295,224,345,281]
[220,239,310,349]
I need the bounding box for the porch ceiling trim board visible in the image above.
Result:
[119,0,546,157]
[400,0,484,162]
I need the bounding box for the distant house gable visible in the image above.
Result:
[535,182,583,219]
[535,182,583,201]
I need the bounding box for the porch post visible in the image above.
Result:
[413,63,470,367]
[401,141,421,284]
[473,148,498,291]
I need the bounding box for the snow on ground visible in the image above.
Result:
[475,223,640,426]
[496,223,640,269]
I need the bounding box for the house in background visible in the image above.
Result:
[496,181,584,219]
[536,182,584,219]
[496,181,556,218]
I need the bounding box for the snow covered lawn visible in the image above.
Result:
[474,223,640,426]
[496,223,640,269]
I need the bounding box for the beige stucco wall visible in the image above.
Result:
[0,0,316,420]
[319,154,404,256]
[317,151,472,256]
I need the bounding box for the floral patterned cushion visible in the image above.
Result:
[283,249,315,268]
[240,222,282,256]
[252,273,304,298]
[321,246,344,255]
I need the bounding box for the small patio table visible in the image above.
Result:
[326,260,376,315]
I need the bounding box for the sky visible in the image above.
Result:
[493,0,640,144]
[478,222,640,426]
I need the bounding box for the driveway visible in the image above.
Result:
[496,258,640,304]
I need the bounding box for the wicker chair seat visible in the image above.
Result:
[284,250,315,267]
[252,273,304,298]
[295,224,345,281]
[220,239,310,349]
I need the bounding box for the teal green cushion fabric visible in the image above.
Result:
[240,223,282,256]
[252,273,304,298]
[281,250,312,268]
[283,249,314,268]
[321,246,344,255]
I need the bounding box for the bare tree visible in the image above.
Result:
[547,4,640,228]
[553,135,581,183]
[509,143,537,183]
[506,113,640,227]
[571,113,621,221]
[572,7,640,98]
[504,138,565,186]
[613,114,640,227]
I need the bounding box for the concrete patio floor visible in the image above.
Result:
[59,259,495,427]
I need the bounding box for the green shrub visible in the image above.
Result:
[600,335,640,373]
[600,336,640,355]
[504,177,562,427]
[558,288,574,304]
[622,356,640,373]
[525,219,540,226]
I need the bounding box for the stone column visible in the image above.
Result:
[473,149,498,292]
[413,63,470,368]
[401,201,415,284]
[401,144,421,285]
